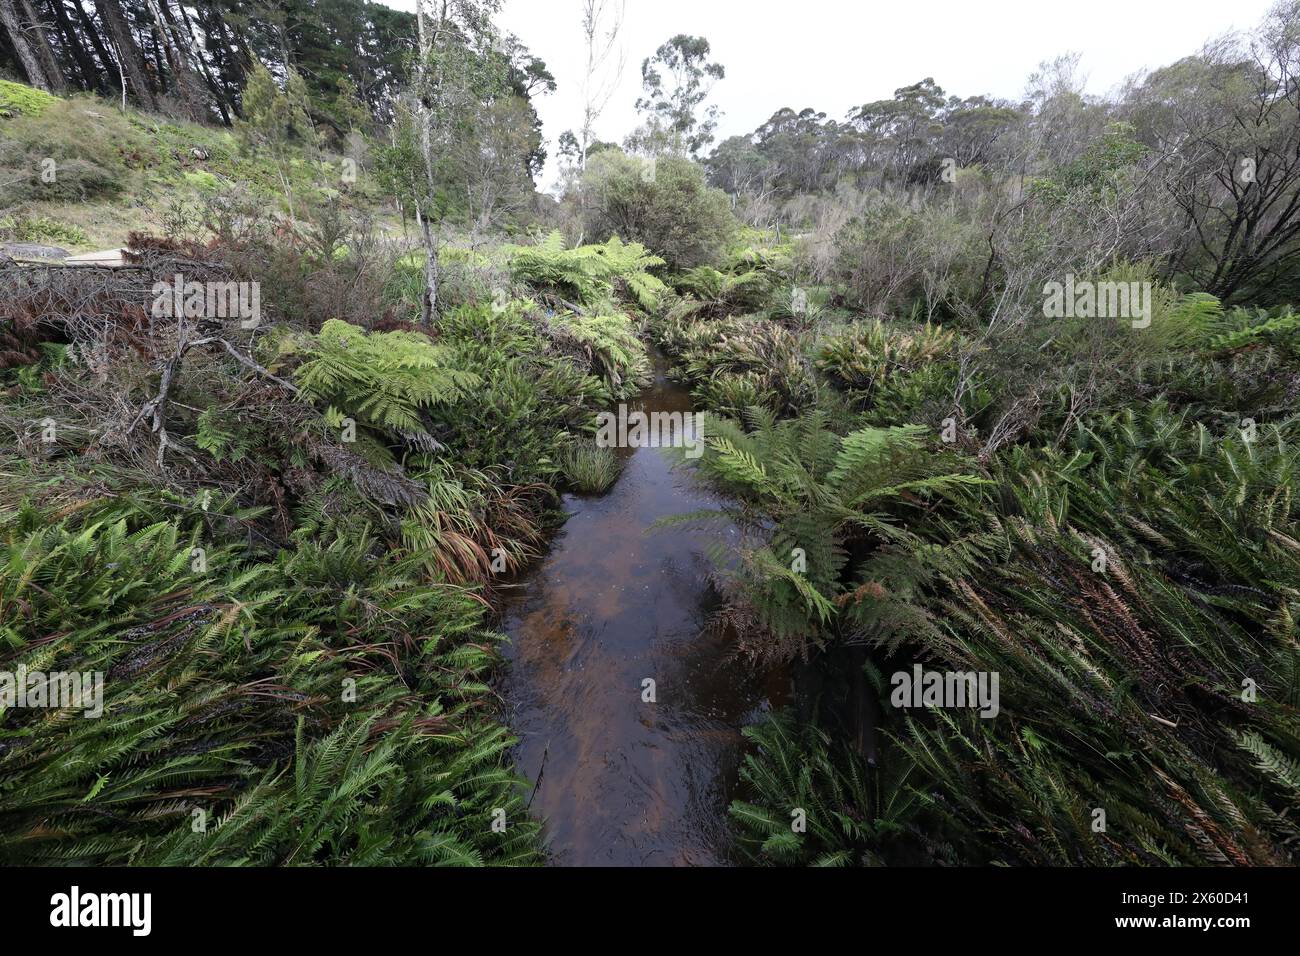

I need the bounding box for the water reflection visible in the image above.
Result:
[498,357,788,866]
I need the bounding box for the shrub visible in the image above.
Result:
[548,306,649,397]
[678,318,821,418]
[827,191,984,319]
[425,302,606,482]
[674,265,772,316]
[816,320,959,406]
[0,215,89,246]
[581,151,736,270]
[0,100,131,201]
[288,319,481,439]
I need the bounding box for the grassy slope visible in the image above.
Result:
[0,82,394,250]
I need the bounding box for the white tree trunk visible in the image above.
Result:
[413,0,441,324]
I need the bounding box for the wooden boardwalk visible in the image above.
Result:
[0,247,131,269]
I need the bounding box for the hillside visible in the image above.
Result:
[1,79,393,253]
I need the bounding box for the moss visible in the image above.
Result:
[0,80,57,119]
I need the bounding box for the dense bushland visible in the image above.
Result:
[0,198,665,863]
[3,0,1300,871]
[659,209,1300,871]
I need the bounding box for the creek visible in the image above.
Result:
[498,352,789,866]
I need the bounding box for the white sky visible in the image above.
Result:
[381,0,1281,189]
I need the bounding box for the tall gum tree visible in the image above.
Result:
[405,0,506,324]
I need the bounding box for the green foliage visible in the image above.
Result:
[828,194,983,316]
[557,444,622,495]
[581,151,737,270]
[0,99,129,204]
[725,230,796,275]
[731,710,918,866]
[549,306,650,396]
[399,457,543,584]
[428,301,609,482]
[674,265,771,315]
[0,80,57,118]
[194,407,258,464]
[0,216,88,246]
[237,64,318,154]
[683,411,984,660]
[634,34,726,156]
[664,316,820,418]
[1032,122,1150,203]
[290,319,481,436]
[0,486,542,865]
[1205,306,1300,357]
[504,231,669,312]
[735,400,1300,866]
[817,320,959,405]
[674,196,1300,867]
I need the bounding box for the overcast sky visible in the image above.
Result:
[381,0,1281,189]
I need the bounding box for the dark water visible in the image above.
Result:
[499,356,788,866]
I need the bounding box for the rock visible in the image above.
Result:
[0,243,70,261]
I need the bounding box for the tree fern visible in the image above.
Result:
[290,319,481,436]
[504,232,669,311]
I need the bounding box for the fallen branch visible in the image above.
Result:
[121,333,300,469]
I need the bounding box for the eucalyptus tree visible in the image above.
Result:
[1128,0,1300,301]
[633,34,725,157]
[394,0,509,323]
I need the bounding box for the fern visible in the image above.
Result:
[0,479,543,866]
[730,710,917,866]
[504,232,669,311]
[291,319,481,437]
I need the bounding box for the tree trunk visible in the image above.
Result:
[15,0,64,90]
[45,0,98,91]
[94,0,158,110]
[146,27,166,92]
[143,0,202,118]
[72,0,118,88]
[203,7,245,114]
[414,0,441,323]
[0,0,64,90]
[0,0,53,89]
[175,0,230,124]
[415,204,439,327]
